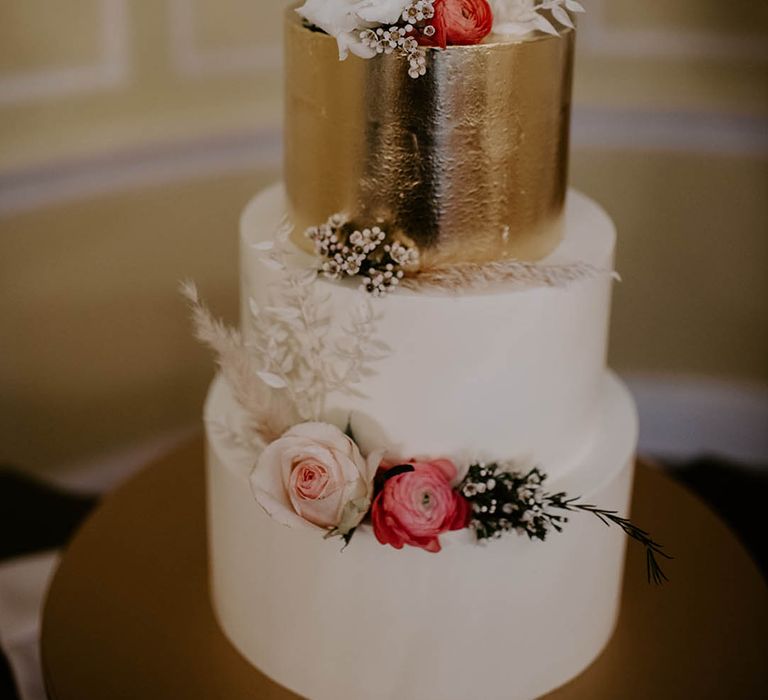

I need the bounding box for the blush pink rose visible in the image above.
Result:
[371,459,470,553]
[251,422,383,533]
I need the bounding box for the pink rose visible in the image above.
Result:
[371,459,470,553]
[251,422,383,535]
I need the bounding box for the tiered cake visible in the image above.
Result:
[201,3,640,699]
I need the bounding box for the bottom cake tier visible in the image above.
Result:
[205,371,638,700]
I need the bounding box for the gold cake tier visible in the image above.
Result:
[285,9,574,268]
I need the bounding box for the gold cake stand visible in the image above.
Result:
[41,437,768,699]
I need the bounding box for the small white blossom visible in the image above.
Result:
[305,215,420,296]
[360,21,428,78]
[402,1,435,24]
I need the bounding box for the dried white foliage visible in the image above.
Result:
[183,217,389,451]
[359,23,428,79]
[331,300,391,396]
[492,0,585,37]
[401,258,618,293]
[249,224,389,421]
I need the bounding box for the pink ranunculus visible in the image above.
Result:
[419,0,493,48]
[371,459,470,553]
[444,0,493,44]
[250,422,383,534]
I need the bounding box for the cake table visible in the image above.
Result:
[40,437,768,699]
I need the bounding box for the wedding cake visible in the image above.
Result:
[192,3,664,699]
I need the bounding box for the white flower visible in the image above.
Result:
[492,0,584,37]
[250,422,384,535]
[355,0,412,25]
[297,0,411,59]
[297,0,368,59]
[493,0,538,24]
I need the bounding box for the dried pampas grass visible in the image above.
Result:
[401,259,619,293]
[180,281,298,446]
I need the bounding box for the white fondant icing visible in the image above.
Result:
[206,371,638,700]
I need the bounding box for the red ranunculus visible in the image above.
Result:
[420,0,493,48]
[371,460,470,553]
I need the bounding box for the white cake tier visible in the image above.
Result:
[241,184,616,480]
[206,371,638,700]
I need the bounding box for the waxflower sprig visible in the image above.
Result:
[306,214,421,296]
[459,463,671,584]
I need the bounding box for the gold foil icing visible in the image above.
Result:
[285,9,574,268]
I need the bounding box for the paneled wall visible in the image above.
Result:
[2,1,766,170]
[0,0,282,170]
[1,1,767,472]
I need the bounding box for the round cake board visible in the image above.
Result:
[41,438,768,699]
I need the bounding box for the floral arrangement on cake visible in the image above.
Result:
[305,212,617,296]
[183,219,669,584]
[298,0,585,77]
[250,425,669,584]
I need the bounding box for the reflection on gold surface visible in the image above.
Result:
[285,11,573,267]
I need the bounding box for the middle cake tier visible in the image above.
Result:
[241,184,615,480]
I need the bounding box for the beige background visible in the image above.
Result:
[1,1,767,474]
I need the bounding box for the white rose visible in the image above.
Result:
[296,0,411,59]
[250,422,383,535]
[354,0,411,25]
[491,0,538,35]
